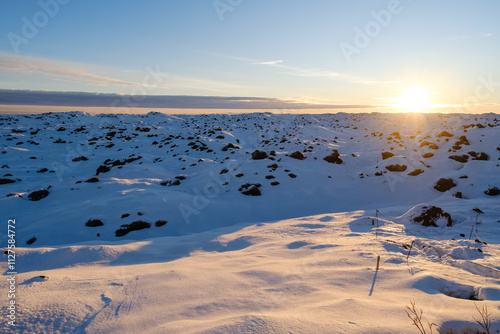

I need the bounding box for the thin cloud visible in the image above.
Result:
[448,34,470,40]
[0,52,150,88]
[208,52,342,78]
[0,52,248,94]
[284,68,340,78]
[353,80,404,85]
[449,33,494,40]
[253,60,284,65]
[207,52,400,84]
[284,96,342,105]
[252,58,342,79]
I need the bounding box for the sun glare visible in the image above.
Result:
[397,86,431,112]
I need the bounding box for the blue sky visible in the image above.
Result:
[0,0,499,111]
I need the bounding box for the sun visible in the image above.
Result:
[397,86,431,112]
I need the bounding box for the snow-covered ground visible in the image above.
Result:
[1,111,499,333]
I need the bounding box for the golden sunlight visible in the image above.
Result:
[397,86,431,112]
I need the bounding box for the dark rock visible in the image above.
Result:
[323,150,343,164]
[37,168,48,173]
[251,150,268,160]
[484,187,500,196]
[161,179,181,186]
[419,141,431,147]
[267,163,278,171]
[468,151,489,161]
[222,143,240,151]
[85,177,100,183]
[290,151,305,160]
[413,206,452,227]
[239,183,262,196]
[453,192,463,199]
[0,178,15,185]
[420,141,439,149]
[96,165,111,175]
[456,135,470,146]
[72,156,89,162]
[86,219,104,227]
[381,152,394,160]
[115,221,151,237]
[242,185,261,196]
[408,169,424,176]
[434,178,457,192]
[27,237,37,245]
[385,164,407,172]
[437,131,454,137]
[155,220,167,227]
[449,155,469,163]
[28,189,49,201]
[111,156,142,167]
